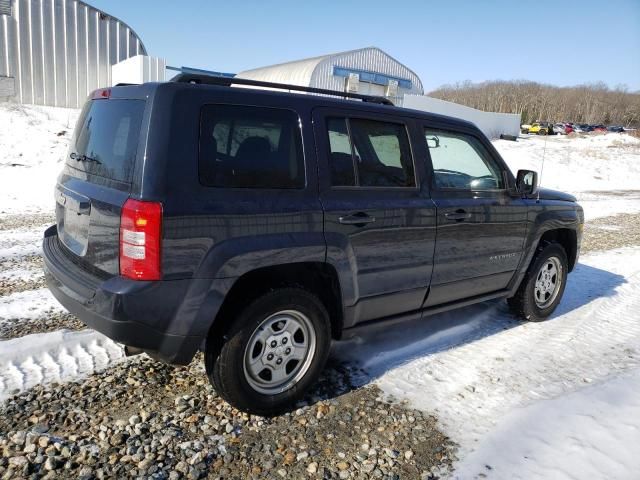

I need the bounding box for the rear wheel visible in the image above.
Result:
[508,243,568,321]
[538,129,547,135]
[206,288,331,415]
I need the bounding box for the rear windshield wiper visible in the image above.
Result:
[70,153,101,164]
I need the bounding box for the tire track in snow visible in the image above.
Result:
[0,330,125,401]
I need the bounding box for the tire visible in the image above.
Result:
[508,243,568,322]
[206,288,331,415]
[538,129,547,136]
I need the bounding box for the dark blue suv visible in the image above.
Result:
[43,75,583,414]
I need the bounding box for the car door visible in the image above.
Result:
[421,125,528,307]
[312,107,437,327]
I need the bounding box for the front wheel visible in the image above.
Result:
[508,243,568,321]
[206,288,331,415]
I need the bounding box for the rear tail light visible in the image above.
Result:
[120,199,162,280]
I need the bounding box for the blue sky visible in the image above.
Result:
[89,0,640,92]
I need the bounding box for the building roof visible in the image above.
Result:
[237,47,424,94]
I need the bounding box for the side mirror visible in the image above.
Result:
[516,169,538,196]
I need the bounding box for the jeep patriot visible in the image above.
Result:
[43,75,583,414]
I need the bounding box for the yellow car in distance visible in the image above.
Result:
[522,122,552,135]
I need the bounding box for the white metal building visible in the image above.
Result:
[0,0,148,107]
[237,47,424,104]
[403,95,522,138]
[237,47,520,137]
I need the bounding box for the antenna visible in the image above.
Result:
[537,132,548,201]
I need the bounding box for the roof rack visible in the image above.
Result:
[170,73,395,106]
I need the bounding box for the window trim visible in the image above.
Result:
[424,127,508,194]
[326,115,418,191]
[198,103,307,190]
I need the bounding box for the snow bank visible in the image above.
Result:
[0,103,79,215]
[0,329,124,401]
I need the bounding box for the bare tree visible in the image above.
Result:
[428,80,640,127]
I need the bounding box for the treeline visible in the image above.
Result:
[428,81,640,127]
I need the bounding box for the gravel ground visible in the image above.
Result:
[0,312,84,340]
[0,277,46,297]
[0,215,53,232]
[581,212,640,253]
[0,356,455,480]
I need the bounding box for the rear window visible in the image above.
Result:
[69,99,145,183]
[199,105,304,189]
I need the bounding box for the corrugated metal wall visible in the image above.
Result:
[0,0,146,107]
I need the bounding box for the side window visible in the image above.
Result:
[425,129,504,190]
[326,117,415,188]
[327,118,355,186]
[199,105,304,189]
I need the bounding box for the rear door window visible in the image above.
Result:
[69,99,145,183]
[326,117,415,188]
[199,105,305,189]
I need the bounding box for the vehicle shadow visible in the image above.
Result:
[301,261,627,405]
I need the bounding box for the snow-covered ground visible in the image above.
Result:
[335,246,640,479]
[494,134,640,193]
[495,134,640,221]
[1,102,640,478]
[0,103,79,215]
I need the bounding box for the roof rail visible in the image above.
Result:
[170,73,395,106]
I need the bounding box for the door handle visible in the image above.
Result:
[444,210,472,222]
[338,213,376,226]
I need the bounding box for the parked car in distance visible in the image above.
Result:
[607,125,625,133]
[43,76,584,414]
[563,123,574,134]
[553,123,567,135]
[527,122,553,135]
[592,124,607,132]
[575,124,593,133]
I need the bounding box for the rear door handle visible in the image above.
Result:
[444,210,472,221]
[338,213,376,226]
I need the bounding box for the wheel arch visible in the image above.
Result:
[538,228,578,271]
[206,262,344,358]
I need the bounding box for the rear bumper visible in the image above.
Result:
[42,225,212,365]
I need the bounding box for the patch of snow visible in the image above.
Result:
[574,190,640,221]
[0,225,49,246]
[0,266,43,283]
[334,247,640,479]
[0,288,65,322]
[0,226,47,261]
[0,329,124,401]
[0,242,41,261]
[454,367,640,480]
